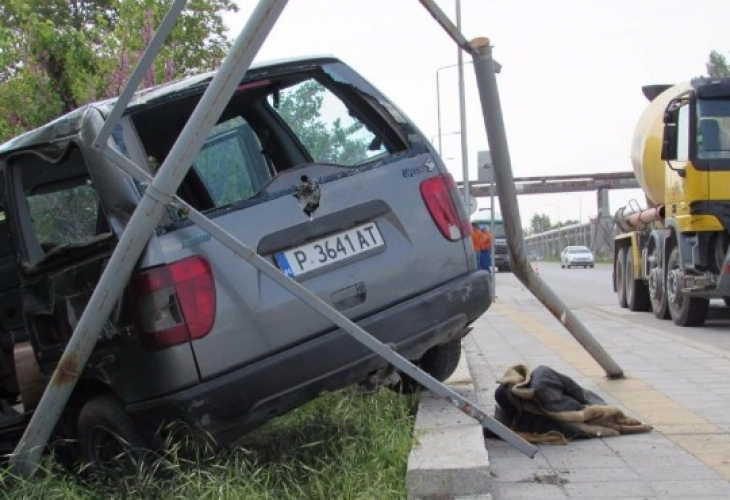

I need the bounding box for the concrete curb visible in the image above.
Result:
[406,345,492,499]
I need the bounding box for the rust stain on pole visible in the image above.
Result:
[50,353,80,387]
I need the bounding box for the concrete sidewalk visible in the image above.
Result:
[408,272,730,499]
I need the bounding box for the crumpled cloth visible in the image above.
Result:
[494,364,652,443]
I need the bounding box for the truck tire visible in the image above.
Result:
[625,249,650,311]
[667,246,708,327]
[616,247,628,308]
[648,244,670,319]
[78,393,150,470]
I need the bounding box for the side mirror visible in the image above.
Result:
[661,123,677,161]
[661,105,679,161]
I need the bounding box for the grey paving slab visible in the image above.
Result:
[549,466,641,483]
[647,480,730,497]
[542,451,628,470]
[631,465,726,481]
[562,480,655,498]
[462,274,730,500]
[487,481,568,499]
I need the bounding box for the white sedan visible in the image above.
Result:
[560,246,595,268]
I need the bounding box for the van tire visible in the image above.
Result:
[78,394,150,470]
[391,338,462,394]
[420,338,462,383]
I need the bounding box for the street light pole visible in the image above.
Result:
[456,0,469,209]
[436,71,443,156]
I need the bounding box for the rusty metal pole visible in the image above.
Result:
[416,0,622,378]
[10,0,289,478]
[468,38,623,378]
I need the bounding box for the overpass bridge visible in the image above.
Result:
[456,170,642,257]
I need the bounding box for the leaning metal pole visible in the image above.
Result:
[417,0,622,378]
[468,38,623,378]
[10,0,289,478]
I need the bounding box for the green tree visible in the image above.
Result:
[530,213,552,234]
[0,0,236,143]
[553,219,579,229]
[706,50,730,77]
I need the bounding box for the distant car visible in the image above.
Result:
[560,246,595,268]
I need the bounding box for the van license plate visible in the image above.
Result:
[275,222,384,278]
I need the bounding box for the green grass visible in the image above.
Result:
[1,388,418,499]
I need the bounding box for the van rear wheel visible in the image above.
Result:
[391,338,462,394]
[420,338,461,382]
[78,394,150,470]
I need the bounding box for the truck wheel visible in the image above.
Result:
[667,247,708,327]
[616,247,628,308]
[625,249,650,311]
[648,244,670,319]
[723,297,730,307]
[78,393,150,470]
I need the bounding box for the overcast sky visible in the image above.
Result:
[225,0,729,226]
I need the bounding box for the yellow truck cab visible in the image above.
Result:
[615,77,730,326]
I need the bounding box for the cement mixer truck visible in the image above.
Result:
[614,76,730,326]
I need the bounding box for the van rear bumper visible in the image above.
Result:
[126,270,491,443]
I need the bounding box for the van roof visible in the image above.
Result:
[0,55,341,157]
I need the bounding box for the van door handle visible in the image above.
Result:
[331,282,366,311]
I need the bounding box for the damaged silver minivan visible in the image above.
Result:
[0,56,491,464]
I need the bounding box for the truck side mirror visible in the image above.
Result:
[661,121,677,161]
[661,101,688,173]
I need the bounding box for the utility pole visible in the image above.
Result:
[456,0,469,209]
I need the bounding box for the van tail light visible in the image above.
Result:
[420,174,472,241]
[131,256,216,349]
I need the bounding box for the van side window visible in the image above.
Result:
[191,117,272,207]
[8,147,109,266]
[27,181,100,251]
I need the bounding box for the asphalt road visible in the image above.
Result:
[495,261,730,354]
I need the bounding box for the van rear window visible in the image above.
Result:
[131,65,407,213]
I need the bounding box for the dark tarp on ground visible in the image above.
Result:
[494,364,652,444]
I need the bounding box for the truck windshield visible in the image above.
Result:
[697,99,730,160]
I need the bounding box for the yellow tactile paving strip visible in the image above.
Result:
[492,302,730,480]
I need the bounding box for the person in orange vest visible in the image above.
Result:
[471,223,492,273]
[482,227,493,273]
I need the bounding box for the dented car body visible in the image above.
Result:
[0,57,491,460]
